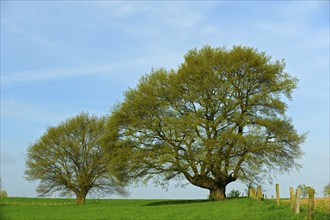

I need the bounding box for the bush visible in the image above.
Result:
[297,184,315,198]
[227,189,241,198]
[323,183,330,196]
[0,189,8,197]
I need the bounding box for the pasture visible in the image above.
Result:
[0,197,329,220]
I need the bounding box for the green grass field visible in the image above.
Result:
[1,197,329,220]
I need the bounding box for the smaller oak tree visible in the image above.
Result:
[297,184,314,198]
[0,190,8,197]
[25,113,127,205]
[0,178,7,197]
[323,183,330,197]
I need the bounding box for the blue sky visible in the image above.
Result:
[1,1,329,199]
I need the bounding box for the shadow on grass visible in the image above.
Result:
[144,199,211,206]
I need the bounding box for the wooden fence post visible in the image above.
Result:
[250,188,256,199]
[257,185,263,201]
[290,187,295,210]
[294,188,301,214]
[276,184,280,206]
[307,188,315,220]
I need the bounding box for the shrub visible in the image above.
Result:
[0,189,8,197]
[323,183,330,197]
[227,189,241,198]
[297,184,315,198]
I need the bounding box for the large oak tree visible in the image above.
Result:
[25,113,128,205]
[106,46,305,200]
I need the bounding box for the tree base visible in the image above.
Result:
[209,186,226,200]
[76,196,86,205]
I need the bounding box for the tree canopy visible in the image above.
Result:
[297,184,314,198]
[105,45,305,200]
[323,183,330,197]
[25,113,128,205]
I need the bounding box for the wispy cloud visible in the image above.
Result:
[153,3,204,30]
[87,2,206,39]
[2,65,107,85]
[1,59,141,86]
[1,19,54,49]
[1,99,64,126]
[87,1,152,20]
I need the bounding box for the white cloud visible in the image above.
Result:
[1,58,149,87]
[87,1,207,41]
[1,46,186,88]
[1,19,54,49]
[1,99,64,127]
[88,1,152,20]
[279,0,326,19]
[155,3,204,30]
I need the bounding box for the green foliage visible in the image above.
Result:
[0,189,8,197]
[25,112,128,205]
[323,183,330,197]
[105,45,305,200]
[2,197,326,220]
[227,189,241,198]
[297,184,315,198]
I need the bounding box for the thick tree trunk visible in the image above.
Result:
[183,172,233,201]
[75,192,87,205]
[209,185,226,200]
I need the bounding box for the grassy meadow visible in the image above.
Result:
[281,197,330,214]
[1,197,329,220]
